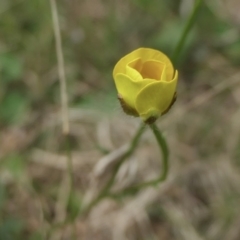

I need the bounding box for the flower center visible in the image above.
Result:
[128,58,165,80]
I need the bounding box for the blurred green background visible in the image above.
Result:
[1,0,240,239]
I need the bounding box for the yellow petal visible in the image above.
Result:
[140,60,165,80]
[160,65,167,81]
[113,48,174,81]
[114,73,155,109]
[135,71,178,121]
[128,58,142,72]
[126,59,143,81]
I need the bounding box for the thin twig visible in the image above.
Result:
[184,71,240,111]
[50,0,75,238]
[50,0,69,135]
[50,0,73,191]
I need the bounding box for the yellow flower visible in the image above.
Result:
[113,48,178,123]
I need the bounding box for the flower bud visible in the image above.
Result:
[113,48,178,123]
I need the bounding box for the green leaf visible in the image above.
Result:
[0,54,23,83]
[0,218,24,240]
[0,91,29,124]
[2,154,26,179]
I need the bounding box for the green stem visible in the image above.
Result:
[148,123,169,182]
[108,123,169,197]
[171,0,202,65]
[81,123,146,214]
